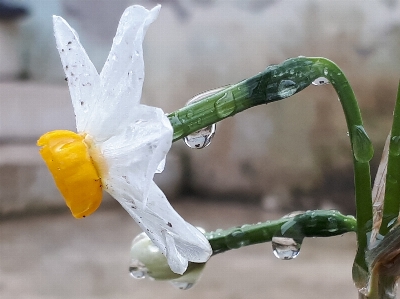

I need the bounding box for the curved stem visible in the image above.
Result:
[308,58,373,268]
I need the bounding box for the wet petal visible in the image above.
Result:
[88,5,160,139]
[97,104,172,203]
[107,180,212,274]
[53,16,100,133]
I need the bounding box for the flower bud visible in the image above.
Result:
[129,232,206,286]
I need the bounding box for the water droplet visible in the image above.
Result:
[327,216,339,232]
[271,237,302,260]
[183,123,216,149]
[390,135,400,156]
[289,69,295,75]
[225,228,249,249]
[129,233,150,279]
[277,80,298,98]
[323,67,328,76]
[351,125,374,162]
[214,91,236,118]
[183,88,223,149]
[186,109,193,118]
[312,77,330,86]
[170,280,194,290]
[129,265,147,279]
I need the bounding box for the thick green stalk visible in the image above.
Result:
[379,82,400,236]
[307,59,373,271]
[205,210,356,255]
[167,57,320,142]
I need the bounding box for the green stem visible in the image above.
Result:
[168,57,372,272]
[308,59,373,269]
[205,210,356,255]
[167,57,320,142]
[379,82,400,236]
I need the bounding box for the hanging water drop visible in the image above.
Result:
[170,280,194,290]
[323,67,329,76]
[312,77,330,86]
[129,232,150,279]
[351,125,374,163]
[271,236,302,260]
[129,264,147,279]
[277,80,298,98]
[184,124,215,149]
[183,88,224,149]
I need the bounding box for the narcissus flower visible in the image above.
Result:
[37,5,211,274]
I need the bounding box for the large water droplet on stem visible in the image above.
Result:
[351,125,374,163]
[214,91,236,118]
[183,88,223,149]
[312,77,330,86]
[184,125,216,149]
[277,80,298,98]
[271,236,302,260]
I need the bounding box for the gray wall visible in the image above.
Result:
[1,0,400,215]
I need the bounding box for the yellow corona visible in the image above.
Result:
[37,130,102,218]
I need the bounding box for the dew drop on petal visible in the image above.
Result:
[271,236,302,260]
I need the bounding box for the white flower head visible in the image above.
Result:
[49,5,211,274]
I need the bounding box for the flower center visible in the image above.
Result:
[37,130,103,218]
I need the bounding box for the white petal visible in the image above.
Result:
[86,5,160,139]
[53,16,100,133]
[106,180,212,274]
[97,105,172,204]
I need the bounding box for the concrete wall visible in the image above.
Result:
[1,0,400,216]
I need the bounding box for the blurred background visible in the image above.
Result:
[1,0,399,298]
